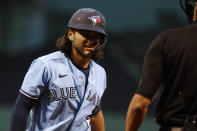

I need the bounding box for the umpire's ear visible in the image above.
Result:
[193,2,197,21]
[67,29,74,42]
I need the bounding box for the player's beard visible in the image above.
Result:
[74,44,95,58]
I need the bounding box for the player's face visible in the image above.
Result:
[68,29,103,58]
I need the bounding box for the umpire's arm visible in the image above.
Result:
[91,110,105,131]
[126,94,151,131]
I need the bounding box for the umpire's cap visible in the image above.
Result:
[68,8,107,36]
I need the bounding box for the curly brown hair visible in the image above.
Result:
[56,28,106,62]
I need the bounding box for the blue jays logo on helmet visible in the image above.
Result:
[88,16,101,26]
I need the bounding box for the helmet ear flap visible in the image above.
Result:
[180,0,196,23]
[186,2,195,22]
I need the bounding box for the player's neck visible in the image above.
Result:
[70,51,90,68]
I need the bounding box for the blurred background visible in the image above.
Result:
[0,0,188,130]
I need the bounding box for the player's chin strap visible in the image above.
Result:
[92,36,108,61]
[99,36,108,47]
[180,0,195,23]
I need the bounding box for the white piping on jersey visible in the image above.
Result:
[20,89,39,100]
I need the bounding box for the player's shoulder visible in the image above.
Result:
[35,51,66,63]
[90,60,106,74]
[29,51,67,69]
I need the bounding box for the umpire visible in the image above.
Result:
[126,0,197,131]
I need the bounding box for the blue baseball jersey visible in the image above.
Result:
[20,51,107,131]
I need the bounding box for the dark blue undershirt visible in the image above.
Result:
[78,67,89,90]
[69,56,90,90]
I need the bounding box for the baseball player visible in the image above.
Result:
[10,8,107,131]
[126,0,197,131]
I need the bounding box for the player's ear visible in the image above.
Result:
[68,29,74,42]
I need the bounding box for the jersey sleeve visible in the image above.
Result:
[20,59,50,99]
[97,67,107,107]
[136,33,166,100]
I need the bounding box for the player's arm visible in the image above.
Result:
[125,32,166,131]
[10,92,38,131]
[126,94,151,131]
[91,110,105,131]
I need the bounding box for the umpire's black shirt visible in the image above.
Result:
[136,21,197,126]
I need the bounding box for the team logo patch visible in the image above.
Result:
[84,114,92,128]
[88,16,101,26]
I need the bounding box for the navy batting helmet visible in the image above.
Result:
[68,8,107,36]
[180,0,197,23]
